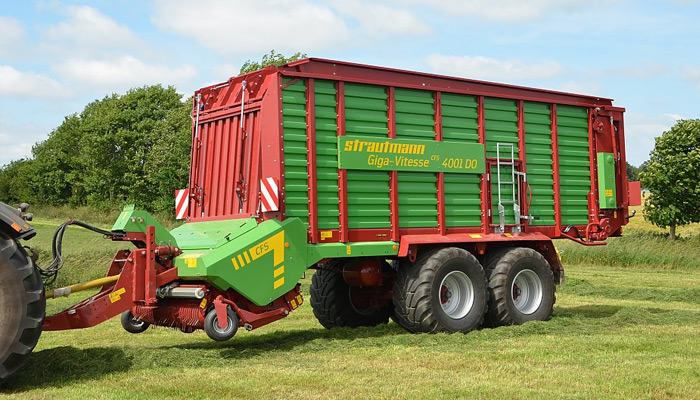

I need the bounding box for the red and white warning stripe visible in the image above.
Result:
[260,177,279,212]
[175,189,189,220]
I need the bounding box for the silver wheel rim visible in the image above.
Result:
[511,269,543,315]
[439,271,474,319]
[212,316,234,334]
[130,317,145,328]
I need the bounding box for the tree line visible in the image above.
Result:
[0,85,192,213]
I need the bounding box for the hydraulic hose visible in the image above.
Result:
[39,219,124,285]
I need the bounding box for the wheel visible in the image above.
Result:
[485,247,555,326]
[310,260,392,329]
[392,247,488,333]
[0,234,45,386]
[120,310,150,334]
[204,306,239,341]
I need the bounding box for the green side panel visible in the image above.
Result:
[597,152,617,209]
[307,241,399,265]
[344,83,391,229]
[485,97,519,225]
[176,218,308,306]
[523,102,556,226]
[282,78,309,228]
[556,105,591,226]
[112,205,176,246]
[441,93,481,227]
[394,88,437,228]
[314,80,340,229]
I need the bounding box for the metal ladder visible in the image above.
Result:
[495,143,524,234]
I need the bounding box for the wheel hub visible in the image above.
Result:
[511,269,543,315]
[439,270,475,320]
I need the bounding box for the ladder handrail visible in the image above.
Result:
[495,142,521,234]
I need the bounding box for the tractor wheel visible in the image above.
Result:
[0,234,45,386]
[204,306,239,341]
[485,247,555,326]
[392,247,488,333]
[310,260,391,329]
[120,310,150,334]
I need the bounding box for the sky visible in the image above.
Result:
[1,0,699,167]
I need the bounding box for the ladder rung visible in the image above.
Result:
[499,181,514,185]
[500,201,515,205]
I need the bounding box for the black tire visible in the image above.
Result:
[204,306,239,341]
[0,234,45,386]
[120,310,150,334]
[310,260,391,329]
[392,247,488,333]
[485,247,555,326]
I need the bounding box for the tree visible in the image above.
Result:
[626,162,640,181]
[0,159,37,205]
[0,85,192,213]
[640,119,700,240]
[239,50,307,75]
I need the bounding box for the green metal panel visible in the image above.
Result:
[394,88,437,228]
[112,205,176,246]
[282,78,309,227]
[485,97,519,225]
[344,83,391,229]
[441,93,481,227]
[523,102,556,226]
[597,152,617,209]
[176,218,308,306]
[314,80,340,229]
[170,218,258,250]
[556,105,591,226]
[307,241,399,265]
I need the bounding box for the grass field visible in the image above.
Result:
[2,206,700,399]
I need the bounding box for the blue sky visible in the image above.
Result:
[1,0,699,167]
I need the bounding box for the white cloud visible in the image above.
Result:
[44,5,143,53]
[624,113,683,165]
[0,65,70,98]
[0,119,49,166]
[0,16,26,59]
[554,81,606,96]
[400,0,593,22]
[591,63,672,80]
[425,54,564,82]
[152,0,350,56]
[54,56,198,93]
[329,0,432,36]
[683,66,700,91]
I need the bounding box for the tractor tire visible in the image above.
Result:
[392,247,488,333]
[0,234,45,386]
[120,310,150,334]
[204,306,239,341]
[485,247,555,326]
[310,261,391,329]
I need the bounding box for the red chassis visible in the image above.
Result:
[42,226,303,333]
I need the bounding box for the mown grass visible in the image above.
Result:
[2,206,700,399]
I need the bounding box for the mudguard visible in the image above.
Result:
[0,202,35,240]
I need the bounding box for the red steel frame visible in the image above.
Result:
[187,58,629,249]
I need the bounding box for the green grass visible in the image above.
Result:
[2,208,700,399]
